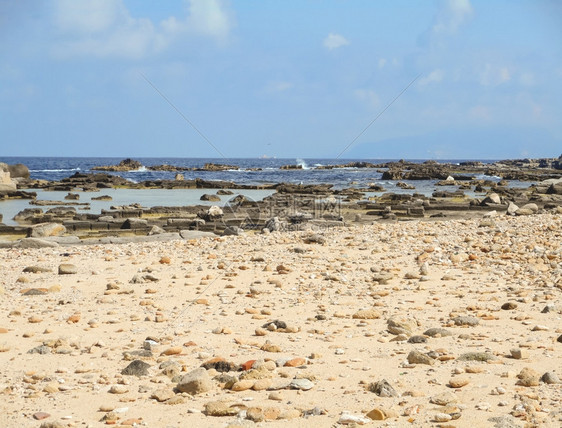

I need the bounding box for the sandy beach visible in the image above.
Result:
[0,213,560,427]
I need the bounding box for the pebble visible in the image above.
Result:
[407,350,434,365]
[289,378,314,390]
[448,377,469,388]
[540,371,560,384]
[58,263,77,275]
[338,411,371,425]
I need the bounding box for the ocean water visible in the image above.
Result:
[0,157,515,226]
[1,156,501,187]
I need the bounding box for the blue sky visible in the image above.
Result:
[1,0,561,159]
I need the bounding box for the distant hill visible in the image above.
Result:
[344,126,562,160]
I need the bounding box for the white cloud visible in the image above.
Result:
[51,0,232,59]
[265,81,294,93]
[479,64,511,86]
[354,89,380,108]
[378,58,387,69]
[419,69,445,85]
[323,33,349,50]
[432,0,474,34]
[468,105,491,121]
[519,72,536,86]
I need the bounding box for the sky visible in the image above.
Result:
[1,0,561,160]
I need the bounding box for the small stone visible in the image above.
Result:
[430,392,458,406]
[453,316,479,326]
[177,367,213,395]
[516,367,540,387]
[448,377,469,388]
[33,412,51,420]
[58,264,77,275]
[290,378,314,390]
[540,371,560,384]
[268,391,283,401]
[255,327,268,336]
[433,413,453,422]
[407,350,434,365]
[368,379,399,397]
[352,309,381,319]
[510,348,528,360]
[407,335,428,343]
[159,256,171,264]
[423,327,452,337]
[366,408,386,420]
[204,401,238,417]
[231,379,255,391]
[151,388,175,402]
[458,352,496,362]
[284,357,306,367]
[338,411,371,425]
[122,360,151,376]
[387,317,415,336]
[161,346,183,356]
[252,378,272,391]
[109,385,129,394]
[501,302,517,310]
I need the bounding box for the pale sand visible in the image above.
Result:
[0,214,560,427]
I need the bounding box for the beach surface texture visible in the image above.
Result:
[0,214,560,427]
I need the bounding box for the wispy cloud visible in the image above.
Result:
[432,0,474,35]
[51,0,233,59]
[354,89,380,108]
[419,69,445,85]
[479,64,510,86]
[323,33,349,50]
[265,81,294,93]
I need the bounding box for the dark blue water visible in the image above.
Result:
[0,157,498,189]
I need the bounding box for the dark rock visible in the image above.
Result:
[200,194,221,202]
[262,320,287,329]
[458,352,497,362]
[368,379,399,397]
[121,360,151,376]
[423,328,452,337]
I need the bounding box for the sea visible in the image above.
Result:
[0,156,515,227]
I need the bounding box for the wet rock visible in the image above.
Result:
[200,194,221,201]
[177,367,213,395]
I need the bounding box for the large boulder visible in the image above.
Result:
[28,223,67,238]
[0,168,17,192]
[7,163,30,179]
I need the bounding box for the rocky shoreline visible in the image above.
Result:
[1,158,562,248]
